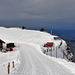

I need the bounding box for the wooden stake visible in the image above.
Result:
[12,61,14,68]
[8,62,10,74]
[44,50,46,54]
[47,49,48,52]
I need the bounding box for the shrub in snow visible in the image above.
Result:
[22,26,26,29]
[40,28,45,32]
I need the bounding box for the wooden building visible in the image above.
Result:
[0,39,5,50]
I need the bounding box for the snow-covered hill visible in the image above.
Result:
[0,27,73,60]
[0,27,75,75]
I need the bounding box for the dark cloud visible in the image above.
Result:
[0,0,75,29]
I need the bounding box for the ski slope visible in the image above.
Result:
[13,43,73,75]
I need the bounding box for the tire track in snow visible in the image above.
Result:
[13,43,74,75]
[31,45,73,75]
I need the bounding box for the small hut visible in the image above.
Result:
[7,43,15,48]
[44,42,53,47]
[0,39,5,51]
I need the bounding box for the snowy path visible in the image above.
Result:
[13,43,73,75]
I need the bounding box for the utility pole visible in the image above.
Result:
[51,30,52,35]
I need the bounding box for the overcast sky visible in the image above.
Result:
[0,0,75,30]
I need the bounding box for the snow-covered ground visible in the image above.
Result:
[0,27,75,75]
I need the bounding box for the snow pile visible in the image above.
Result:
[50,57,75,74]
[0,46,20,75]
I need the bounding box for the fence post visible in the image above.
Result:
[47,49,48,52]
[63,51,64,59]
[12,61,14,68]
[8,62,10,74]
[50,47,52,56]
[56,47,57,58]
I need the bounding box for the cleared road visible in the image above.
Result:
[14,43,73,75]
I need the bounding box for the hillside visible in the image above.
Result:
[0,27,73,61]
[0,27,75,75]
